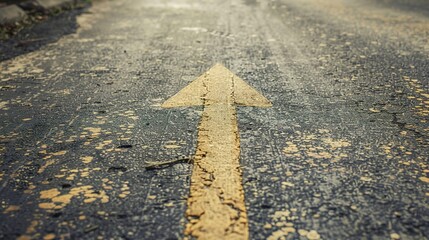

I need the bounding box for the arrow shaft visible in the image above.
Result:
[184,76,249,239]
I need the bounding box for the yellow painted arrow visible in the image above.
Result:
[162,64,271,240]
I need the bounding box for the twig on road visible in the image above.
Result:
[144,156,193,170]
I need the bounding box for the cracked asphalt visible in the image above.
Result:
[0,0,428,239]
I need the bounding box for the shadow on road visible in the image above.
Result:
[0,6,89,62]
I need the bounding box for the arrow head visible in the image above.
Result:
[162,64,271,108]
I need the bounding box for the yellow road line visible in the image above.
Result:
[162,64,271,239]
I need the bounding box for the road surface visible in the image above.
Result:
[0,0,428,239]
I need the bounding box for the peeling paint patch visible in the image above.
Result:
[266,210,295,240]
[360,176,372,182]
[51,150,67,156]
[118,182,130,198]
[37,150,68,173]
[80,156,94,164]
[3,205,20,214]
[38,185,109,210]
[42,233,56,240]
[95,140,112,150]
[83,127,102,138]
[118,110,139,120]
[18,220,38,239]
[55,167,101,181]
[403,76,429,120]
[380,143,426,169]
[0,51,46,77]
[419,176,429,183]
[267,208,321,240]
[38,159,55,174]
[0,101,9,110]
[322,138,351,149]
[282,129,351,164]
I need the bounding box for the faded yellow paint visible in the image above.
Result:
[164,144,181,149]
[402,76,429,119]
[282,130,351,164]
[307,230,321,240]
[39,186,109,210]
[84,127,102,138]
[162,64,271,239]
[307,151,332,159]
[43,233,56,240]
[268,228,296,240]
[265,209,313,239]
[360,176,372,182]
[118,182,130,199]
[0,101,10,110]
[3,205,20,214]
[0,51,45,77]
[38,159,55,174]
[419,176,429,183]
[95,140,112,150]
[17,235,32,240]
[322,138,351,149]
[40,188,61,199]
[80,156,94,164]
[283,141,299,156]
[25,220,38,235]
[51,150,67,156]
[118,110,139,121]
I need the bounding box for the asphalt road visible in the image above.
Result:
[0,0,428,239]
